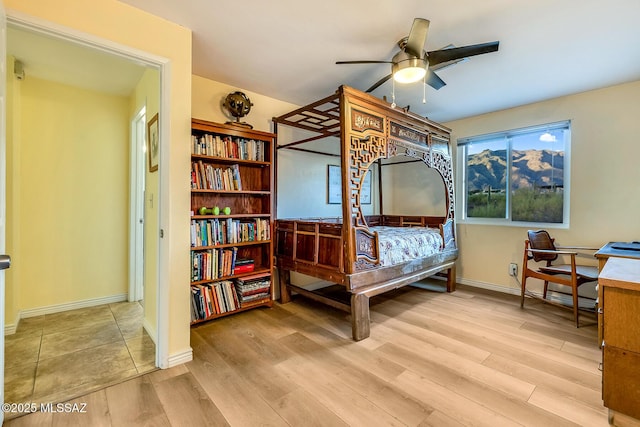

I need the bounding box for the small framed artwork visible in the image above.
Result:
[327,165,341,204]
[147,113,159,172]
[327,165,372,205]
[361,171,372,205]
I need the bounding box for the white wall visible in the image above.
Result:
[445,80,640,294]
[382,161,447,216]
[276,146,380,219]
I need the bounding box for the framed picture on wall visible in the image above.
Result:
[327,165,341,204]
[147,113,159,172]
[327,165,372,205]
[361,172,372,204]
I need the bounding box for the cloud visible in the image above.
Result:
[539,132,557,142]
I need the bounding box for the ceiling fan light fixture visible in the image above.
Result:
[392,57,428,84]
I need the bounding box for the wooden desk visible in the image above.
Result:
[596,242,640,346]
[596,242,640,270]
[599,257,640,425]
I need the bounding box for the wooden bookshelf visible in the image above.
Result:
[189,119,275,324]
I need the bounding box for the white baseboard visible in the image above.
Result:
[458,277,596,309]
[163,348,193,368]
[457,277,521,295]
[4,311,21,335]
[19,293,128,319]
[5,293,128,336]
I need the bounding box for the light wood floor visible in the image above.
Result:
[4,282,610,426]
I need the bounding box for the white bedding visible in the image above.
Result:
[371,226,443,266]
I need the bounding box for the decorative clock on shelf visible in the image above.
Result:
[223,91,254,129]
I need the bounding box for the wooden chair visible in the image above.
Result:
[520,230,598,327]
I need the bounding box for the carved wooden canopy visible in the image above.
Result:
[273,85,455,227]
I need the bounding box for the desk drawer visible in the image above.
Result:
[603,287,640,353]
[603,346,640,419]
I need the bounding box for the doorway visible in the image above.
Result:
[3,19,161,408]
[130,106,146,303]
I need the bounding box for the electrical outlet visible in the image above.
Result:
[509,263,518,277]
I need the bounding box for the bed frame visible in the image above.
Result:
[273,85,458,340]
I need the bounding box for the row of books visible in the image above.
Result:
[190,274,271,321]
[191,248,245,281]
[235,275,271,305]
[190,280,239,320]
[191,218,270,247]
[192,134,267,162]
[191,161,242,191]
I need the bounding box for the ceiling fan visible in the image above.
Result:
[336,18,499,93]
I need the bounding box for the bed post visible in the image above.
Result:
[280,269,292,303]
[339,87,355,275]
[446,265,457,292]
[272,120,278,220]
[377,158,383,216]
[351,292,370,341]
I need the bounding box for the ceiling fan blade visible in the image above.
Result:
[427,41,499,66]
[425,69,446,90]
[365,74,392,93]
[336,60,391,65]
[430,57,466,71]
[405,18,430,57]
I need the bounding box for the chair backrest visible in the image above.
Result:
[527,230,558,263]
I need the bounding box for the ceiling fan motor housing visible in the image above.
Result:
[392,50,428,83]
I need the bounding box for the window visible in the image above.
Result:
[458,121,570,226]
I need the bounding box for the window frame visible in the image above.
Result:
[456,121,571,228]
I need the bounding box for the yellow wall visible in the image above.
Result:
[12,77,129,308]
[446,80,640,292]
[6,0,192,362]
[192,74,298,133]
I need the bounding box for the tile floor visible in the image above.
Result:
[4,301,156,407]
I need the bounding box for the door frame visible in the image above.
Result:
[129,106,146,302]
[4,10,171,369]
[0,0,7,421]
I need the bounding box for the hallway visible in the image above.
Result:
[5,301,156,411]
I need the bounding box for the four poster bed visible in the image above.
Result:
[273,85,458,341]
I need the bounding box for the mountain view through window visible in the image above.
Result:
[460,122,569,224]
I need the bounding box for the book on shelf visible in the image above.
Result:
[190,279,240,321]
[190,247,239,281]
[191,133,266,161]
[191,274,270,321]
[191,162,242,191]
[190,218,270,247]
[233,258,255,274]
[235,274,271,305]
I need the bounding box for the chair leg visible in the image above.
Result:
[520,275,527,308]
[572,286,580,328]
[543,281,549,300]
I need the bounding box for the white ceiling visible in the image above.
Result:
[8,1,640,123]
[118,0,640,122]
[7,25,147,97]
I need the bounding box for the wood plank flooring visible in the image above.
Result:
[4,283,610,426]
